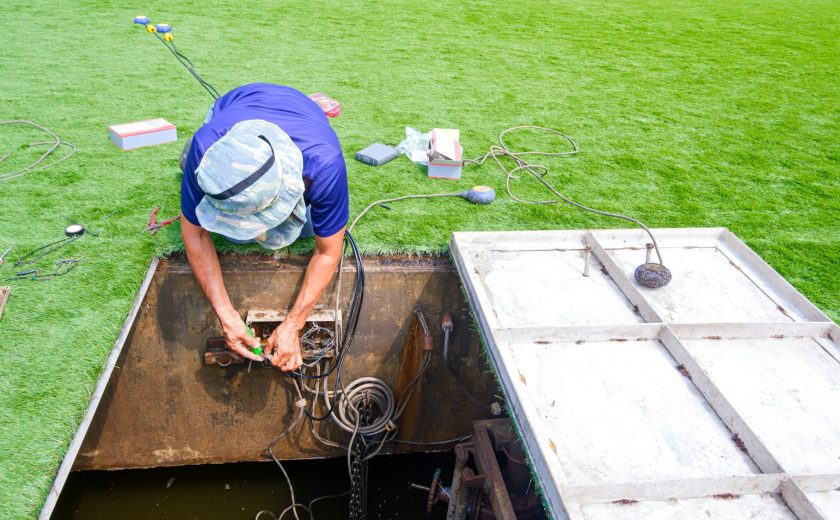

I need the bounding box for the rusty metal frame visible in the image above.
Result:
[448,420,520,520]
[472,422,518,519]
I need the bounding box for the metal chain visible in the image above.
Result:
[349,392,375,520]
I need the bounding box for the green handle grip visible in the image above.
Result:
[243,321,263,356]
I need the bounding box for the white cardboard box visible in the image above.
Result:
[109,118,177,150]
[427,128,462,179]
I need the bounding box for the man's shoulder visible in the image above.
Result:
[223,83,310,106]
[306,142,345,175]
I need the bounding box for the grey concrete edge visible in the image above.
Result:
[39,258,160,520]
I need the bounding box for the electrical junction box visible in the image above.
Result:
[246,308,340,362]
[427,128,463,179]
[203,308,341,366]
[109,118,177,150]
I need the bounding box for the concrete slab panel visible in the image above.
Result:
[507,338,757,486]
[608,246,797,323]
[681,336,840,475]
[474,249,643,328]
[451,228,839,520]
[576,493,797,520]
[808,489,840,519]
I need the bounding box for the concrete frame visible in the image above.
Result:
[451,228,839,519]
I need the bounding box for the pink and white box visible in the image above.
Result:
[109,118,177,150]
[427,128,463,180]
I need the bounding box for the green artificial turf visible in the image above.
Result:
[1,0,838,517]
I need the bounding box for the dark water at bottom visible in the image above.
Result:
[53,451,455,520]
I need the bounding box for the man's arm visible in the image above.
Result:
[181,217,262,361]
[266,227,345,371]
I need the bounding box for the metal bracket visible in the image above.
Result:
[204,337,243,366]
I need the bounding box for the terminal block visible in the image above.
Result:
[246,307,340,363]
[204,307,341,366]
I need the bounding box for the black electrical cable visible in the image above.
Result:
[392,435,472,446]
[13,235,82,267]
[442,327,493,411]
[292,231,364,381]
[160,36,219,99]
[152,32,220,99]
[277,245,359,380]
[299,232,365,421]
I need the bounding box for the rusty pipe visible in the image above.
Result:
[441,311,454,332]
[414,308,434,351]
[441,311,455,361]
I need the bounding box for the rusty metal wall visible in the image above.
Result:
[74,254,499,470]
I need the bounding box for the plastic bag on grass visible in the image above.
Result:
[396,127,430,165]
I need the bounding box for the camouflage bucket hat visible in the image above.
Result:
[194,120,306,248]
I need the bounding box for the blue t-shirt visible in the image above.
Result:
[180,83,349,238]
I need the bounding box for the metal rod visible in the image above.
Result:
[646,243,654,263]
[583,246,592,277]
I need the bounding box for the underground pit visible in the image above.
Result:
[44,253,512,519]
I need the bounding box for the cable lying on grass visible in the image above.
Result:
[465,125,673,288]
[0,120,76,183]
[464,125,666,265]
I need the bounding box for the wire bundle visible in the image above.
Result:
[258,232,367,520]
[464,125,665,264]
[299,324,335,368]
[150,30,220,99]
[334,377,395,436]
[0,120,76,183]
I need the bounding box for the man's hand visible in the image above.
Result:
[265,319,304,371]
[182,219,262,361]
[263,228,345,372]
[219,307,263,362]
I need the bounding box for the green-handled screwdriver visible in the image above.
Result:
[243,321,263,356]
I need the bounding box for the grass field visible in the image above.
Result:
[1,0,838,517]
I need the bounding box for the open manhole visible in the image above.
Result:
[44,254,537,520]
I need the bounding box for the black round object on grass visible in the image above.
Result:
[634,262,672,288]
[64,224,86,237]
